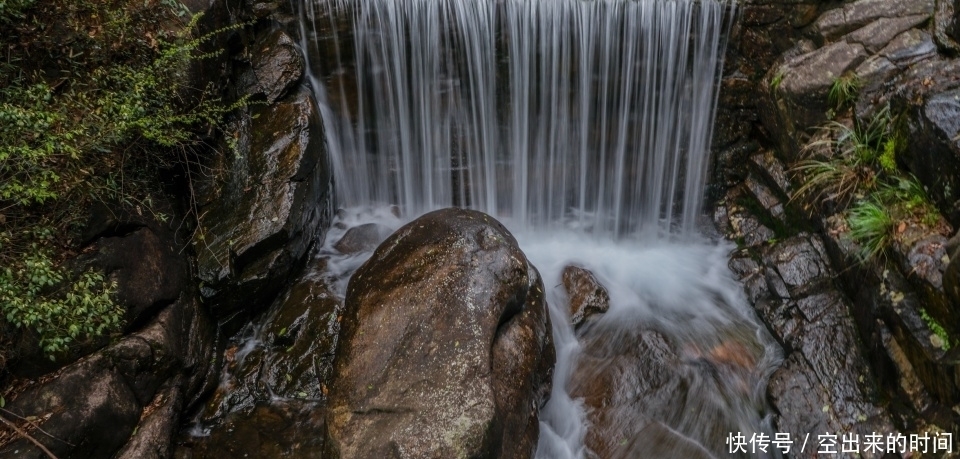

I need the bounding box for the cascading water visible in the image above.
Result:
[298,0,782,457]
[302,0,727,236]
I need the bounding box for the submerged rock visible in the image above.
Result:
[570,322,766,459]
[181,402,327,458]
[325,208,554,459]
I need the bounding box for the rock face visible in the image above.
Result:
[86,227,189,329]
[186,259,343,431]
[894,61,960,226]
[238,29,304,104]
[814,0,935,40]
[715,139,960,446]
[325,208,554,459]
[730,235,896,451]
[195,83,334,321]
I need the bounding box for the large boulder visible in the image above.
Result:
[325,208,554,459]
[86,227,189,329]
[194,83,334,321]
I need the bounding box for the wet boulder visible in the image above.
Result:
[814,0,935,41]
[85,227,189,329]
[194,84,334,321]
[764,41,868,156]
[333,222,394,254]
[561,265,610,328]
[325,208,554,459]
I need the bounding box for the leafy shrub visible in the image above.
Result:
[0,0,244,358]
[0,240,121,357]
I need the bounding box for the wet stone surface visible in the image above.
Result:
[324,208,554,459]
[561,265,610,328]
[722,224,898,458]
[570,313,769,459]
[332,222,393,254]
[194,84,333,321]
[187,259,343,432]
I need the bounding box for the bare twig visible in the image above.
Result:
[0,414,59,459]
[0,408,73,446]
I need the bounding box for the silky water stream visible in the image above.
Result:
[281,0,781,456]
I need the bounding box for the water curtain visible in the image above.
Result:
[300,0,734,236]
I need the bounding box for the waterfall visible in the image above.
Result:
[297,1,781,458]
[301,0,732,237]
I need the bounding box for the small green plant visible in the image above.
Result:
[840,106,890,164]
[771,68,785,92]
[828,73,861,110]
[920,308,951,351]
[875,175,941,227]
[792,106,894,205]
[846,198,893,261]
[876,175,926,209]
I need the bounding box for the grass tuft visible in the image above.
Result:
[828,73,860,110]
[846,198,894,261]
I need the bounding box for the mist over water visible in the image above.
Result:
[298,0,782,456]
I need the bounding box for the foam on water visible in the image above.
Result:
[510,228,778,458]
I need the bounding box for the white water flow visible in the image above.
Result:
[298,0,782,457]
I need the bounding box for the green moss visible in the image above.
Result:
[878,138,897,173]
[920,308,951,351]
